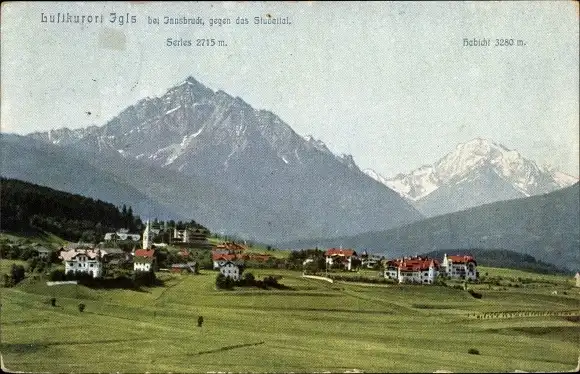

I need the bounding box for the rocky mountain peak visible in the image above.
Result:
[364,138,578,208]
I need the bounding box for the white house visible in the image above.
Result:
[133,249,155,272]
[384,257,439,284]
[60,249,102,278]
[212,253,237,269]
[441,254,478,281]
[104,228,140,242]
[35,246,52,259]
[325,248,357,271]
[219,261,243,281]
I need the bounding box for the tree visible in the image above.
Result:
[242,272,255,286]
[50,298,56,307]
[78,303,86,312]
[350,257,362,270]
[10,264,25,285]
[215,273,233,289]
[197,316,204,327]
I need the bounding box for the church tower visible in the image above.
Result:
[142,220,151,250]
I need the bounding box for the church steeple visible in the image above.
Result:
[142,220,151,250]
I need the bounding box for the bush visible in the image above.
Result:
[3,264,26,287]
[50,298,56,307]
[49,269,66,281]
[468,289,483,299]
[241,272,255,286]
[78,303,86,312]
[215,273,234,290]
[132,270,157,287]
[467,348,480,355]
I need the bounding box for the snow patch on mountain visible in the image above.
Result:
[374,138,578,201]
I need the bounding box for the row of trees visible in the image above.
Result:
[48,269,159,289]
[215,272,288,290]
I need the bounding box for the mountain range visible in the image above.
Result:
[364,138,577,217]
[3,75,577,263]
[279,182,580,271]
[4,77,421,242]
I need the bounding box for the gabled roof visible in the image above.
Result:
[213,242,247,252]
[325,248,356,257]
[100,247,125,255]
[447,255,476,264]
[59,249,100,261]
[221,260,244,268]
[212,253,237,261]
[134,249,155,258]
[387,257,439,272]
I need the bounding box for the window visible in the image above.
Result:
[90,264,94,267]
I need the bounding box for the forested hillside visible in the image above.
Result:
[0,178,142,242]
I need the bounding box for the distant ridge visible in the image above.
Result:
[278,183,580,271]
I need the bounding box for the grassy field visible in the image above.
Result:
[0,259,27,276]
[1,268,579,373]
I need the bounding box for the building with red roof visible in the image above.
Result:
[133,249,156,272]
[384,256,440,284]
[324,248,358,271]
[441,253,478,281]
[212,252,240,269]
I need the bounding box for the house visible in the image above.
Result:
[59,249,103,278]
[219,261,244,281]
[104,228,140,242]
[360,251,382,269]
[575,272,580,288]
[383,256,439,284]
[133,249,155,272]
[212,252,237,269]
[171,262,198,274]
[34,246,52,259]
[324,248,358,271]
[441,254,478,281]
[384,260,399,279]
[213,242,247,254]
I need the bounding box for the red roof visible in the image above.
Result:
[214,242,247,252]
[212,253,237,261]
[249,254,272,262]
[447,255,475,264]
[325,248,356,257]
[388,257,439,272]
[134,249,155,258]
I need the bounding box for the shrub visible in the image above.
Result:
[468,289,483,299]
[467,348,480,355]
[215,273,234,290]
[78,303,86,312]
[50,298,56,307]
[241,272,256,286]
[132,270,157,287]
[49,269,66,281]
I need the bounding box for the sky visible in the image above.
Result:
[1,1,578,177]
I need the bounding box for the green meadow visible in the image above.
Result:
[1,268,579,373]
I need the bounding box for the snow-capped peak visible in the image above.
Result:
[381,138,578,201]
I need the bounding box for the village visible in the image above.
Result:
[48,220,489,286]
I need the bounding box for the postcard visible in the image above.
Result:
[1,2,578,373]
